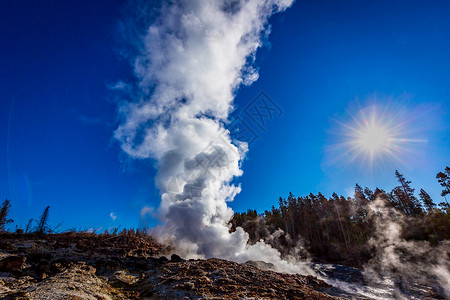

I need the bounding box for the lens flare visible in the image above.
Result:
[354,118,391,158]
[326,103,428,170]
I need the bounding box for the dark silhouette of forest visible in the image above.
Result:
[230,167,450,267]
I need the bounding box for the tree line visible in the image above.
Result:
[0,201,51,235]
[2,167,449,267]
[0,201,148,237]
[230,167,450,267]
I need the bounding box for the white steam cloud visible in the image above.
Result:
[364,199,450,299]
[115,0,312,274]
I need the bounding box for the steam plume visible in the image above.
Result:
[364,199,450,298]
[115,0,311,273]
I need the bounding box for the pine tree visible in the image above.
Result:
[364,187,375,202]
[36,206,50,234]
[393,170,423,215]
[25,218,34,234]
[436,166,450,200]
[354,184,369,227]
[0,199,13,231]
[419,189,435,212]
[354,184,366,202]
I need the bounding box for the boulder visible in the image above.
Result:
[170,254,183,262]
[0,256,26,273]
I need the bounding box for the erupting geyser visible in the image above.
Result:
[114,0,312,274]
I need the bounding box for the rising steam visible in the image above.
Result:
[114,0,312,273]
[363,199,450,299]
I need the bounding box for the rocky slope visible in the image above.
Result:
[0,232,344,299]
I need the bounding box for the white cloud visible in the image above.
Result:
[109,212,117,221]
[108,80,131,92]
[140,206,154,219]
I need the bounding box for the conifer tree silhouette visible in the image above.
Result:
[25,218,34,234]
[36,206,50,234]
[0,199,13,231]
[436,166,450,202]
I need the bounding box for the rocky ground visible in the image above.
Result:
[0,232,350,299]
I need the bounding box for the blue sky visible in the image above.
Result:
[1,0,449,231]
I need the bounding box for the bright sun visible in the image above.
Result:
[354,120,391,158]
[326,103,428,170]
[332,104,427,167]
[344,107,398,164]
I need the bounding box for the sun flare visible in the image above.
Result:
[330,104,427,168]
[354,119,391,158]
